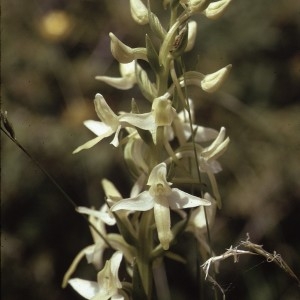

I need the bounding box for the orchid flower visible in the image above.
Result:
[73,93,155,153]
[62,206,110,288]
[68,251,124,300]
[111,162,211,250]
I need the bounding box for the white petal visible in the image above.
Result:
[101,179,123,201]
[182,124,219,142]
[68,278,99,299]
[147,162,169,186]
[190,193,217,230]
[110,125,122,147]
[130,173,147,197]
[154,197,172,250]
[202,127,226,155]
[110,251,123,289]
[94,93,119,128]
[118,112,155,131]
[84,120,112,136]
[168,188,211,209]
[95,76,135,90]
[111,191,154,212]
[119,61,136,77]
[73,134,113,154]
[77,206,116,226]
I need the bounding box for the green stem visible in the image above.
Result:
[136,210,154,299]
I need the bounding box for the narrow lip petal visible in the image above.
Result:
[168,188,211,209]
[68,278,99,299]
[154,197,172,250]
[111,191,154,212]
[73,130,114,153]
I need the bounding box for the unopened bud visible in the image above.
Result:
[130,0,149,25]
[182,0,209,13]
[203,0,232,20]
[185,20,197,52]
[201,64,232,93]
[109,32,147,63]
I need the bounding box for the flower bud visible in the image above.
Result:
[185,20,197,52]
[201,64,232,93]
[181,0,209,13]
[203,0,232,20]
[109,32,147,63]
[130,0,149,25]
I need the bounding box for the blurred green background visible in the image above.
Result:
[1,0,300,299]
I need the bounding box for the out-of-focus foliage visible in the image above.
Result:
[1,0,300,299]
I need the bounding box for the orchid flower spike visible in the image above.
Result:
[111,162,211,250]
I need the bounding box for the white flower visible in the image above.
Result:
[111,162,211,250]
[62,206,110,288]
[73,93,159,153]
[95,62,138,90]
[68,251,124,300]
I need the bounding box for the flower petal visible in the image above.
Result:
[95,76,135,90]
[110,125,122,147]
[109,251,123,289]
[77,205,116,226]
[118,112,155,131]
[84,120,112,136]
[168,188,211,209]
[189,193,216,231]
[111,191,154,212]
[154,197,172,250]
[68,278,99,299]
[73,133,113,154]
[94,93,119,128]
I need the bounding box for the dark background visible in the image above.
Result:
[2,0,300,299]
